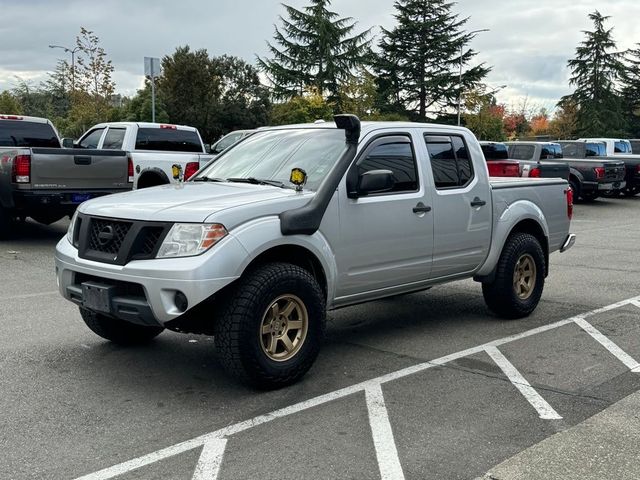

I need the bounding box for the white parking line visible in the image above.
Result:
[73,295,640,480]
[485,346,562,420]
[365,384,405,480]
[192,439,227,480]
[574,317,640,373]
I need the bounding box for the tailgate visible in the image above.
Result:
[538,162,570,179]
[604,162,625,182]
[30,148,128,189]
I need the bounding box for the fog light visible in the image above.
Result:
[175,291,188,312]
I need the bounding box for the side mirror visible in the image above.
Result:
[353,170,395,197]
[61,138,75,148]
[203,144,211,154]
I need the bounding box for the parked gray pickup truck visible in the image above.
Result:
[506,141,626,201]
[0,115,131,236]
[55,116,575,388]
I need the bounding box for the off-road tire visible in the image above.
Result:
[482,232,545,319]
[214,262,326,389]
[79,307,164,345]
[623,185,640,197]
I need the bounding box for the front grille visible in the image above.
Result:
[78,214,170,265]
[133,227,165,257]
[88,219,132,254]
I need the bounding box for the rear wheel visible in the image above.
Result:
[214,262,326,389]
[623,185,640,197]
[569,178,580,201]
[482,232,546,319]
[79,307,164,345]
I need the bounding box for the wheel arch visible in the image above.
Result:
[475,202,550,282]
[136,167,170,189]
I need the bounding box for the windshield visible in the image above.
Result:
[197,128,346,191]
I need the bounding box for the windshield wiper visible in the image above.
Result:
[191,177,226,183]
[226,177,290,188]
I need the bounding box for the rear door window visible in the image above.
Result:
[135,128,203,152]
[425,134,474,189]
[0,120,60,148]
[79,128,105,149]
[102,128,126,150]
[614,141,631,154]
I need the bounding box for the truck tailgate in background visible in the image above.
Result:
[29,148,128,190]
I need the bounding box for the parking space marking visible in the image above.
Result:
[74,295,640,480]
[365,384,406,480]
[574,317,640,373]
[192,439,227,480]
[485,346,562,420]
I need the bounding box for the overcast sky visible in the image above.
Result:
[1,0,638,111]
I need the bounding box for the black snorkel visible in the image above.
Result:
[279,114,361,236]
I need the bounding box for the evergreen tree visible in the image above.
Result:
[375,0,490,121]
[621,44,640,137]
[564,11,626,136]
[257,0,371,106]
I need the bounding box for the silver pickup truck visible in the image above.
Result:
[0,115,130,237]
[55,116,575,388]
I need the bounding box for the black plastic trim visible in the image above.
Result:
[280,115,361,236]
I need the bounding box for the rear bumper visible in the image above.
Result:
[597,181,625,191]
[12,188,131,211]
[560,233,576,253]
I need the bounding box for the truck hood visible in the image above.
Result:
[79,182,312,224]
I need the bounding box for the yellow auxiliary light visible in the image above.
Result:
[290,168,307,191]
[172,164,183,181]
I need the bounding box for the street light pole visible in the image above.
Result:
[49,44,80,91]
[457,28,490,126]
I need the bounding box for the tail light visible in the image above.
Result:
[127,156,134,183]
[594,167,605,179]
[565,188,574,220]
[12,154,31,183]
[487,161,520,177]
[529,167,541,178]
[184,161,199,180]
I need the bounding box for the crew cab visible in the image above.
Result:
[73,122,215,189]
[506,141,625,201]
[559,141,640,197]
[55,116,575,388]
[0,115,130,237]
[480,141,569,179]
[577,138,633,156]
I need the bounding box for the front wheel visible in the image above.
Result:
[482,232,545,319]
[79,307,164,345]
[214,263,326,389]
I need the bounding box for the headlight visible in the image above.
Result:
[67,210,78,245]
[156,223,228,258]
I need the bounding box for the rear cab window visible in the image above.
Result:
[0,120,60,148]
[480,143,508,160]
[135,127,203,153]
[508,145,535,161]
[425,134,474,189]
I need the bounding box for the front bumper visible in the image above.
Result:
[55,234,248,325]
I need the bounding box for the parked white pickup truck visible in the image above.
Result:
[71,122,214,189]
[55,116,575,388]
[577,138,634,156]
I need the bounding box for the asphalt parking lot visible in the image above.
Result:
[1,196,639,480]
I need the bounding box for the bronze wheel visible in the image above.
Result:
[513,254,537,300]
[260,294,309,362]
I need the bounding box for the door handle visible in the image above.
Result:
[74,156,92,165]
[413,202,432,214]
[470,197,486,207]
